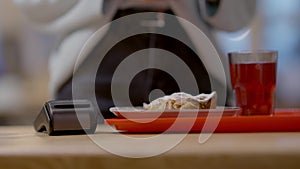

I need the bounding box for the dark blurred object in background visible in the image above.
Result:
[0,0,299,125]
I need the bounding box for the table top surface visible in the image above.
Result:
[1,125,300,156]
[1,125,300,168]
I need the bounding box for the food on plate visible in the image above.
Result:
[143,92,217,110]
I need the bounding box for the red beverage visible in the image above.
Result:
[230,62,277,115]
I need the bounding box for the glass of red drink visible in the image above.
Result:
[229,50,278,116]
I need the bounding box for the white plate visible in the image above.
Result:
[109,107,240,119]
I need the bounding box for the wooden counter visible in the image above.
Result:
[0,125,300,169]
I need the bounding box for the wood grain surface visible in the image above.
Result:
[0,125,300,169]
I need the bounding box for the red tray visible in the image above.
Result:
[105,109,300,133]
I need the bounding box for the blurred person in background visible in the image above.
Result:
[14,0,256,119]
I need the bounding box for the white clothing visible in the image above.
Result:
[14,0,256,98]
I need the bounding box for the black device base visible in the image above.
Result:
[34,100,98,135]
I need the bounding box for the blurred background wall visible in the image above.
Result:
[0,0,51,124]
[216,0,300,108]
[0,0,299,125]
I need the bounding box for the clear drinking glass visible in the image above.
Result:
[229,50,278,116]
